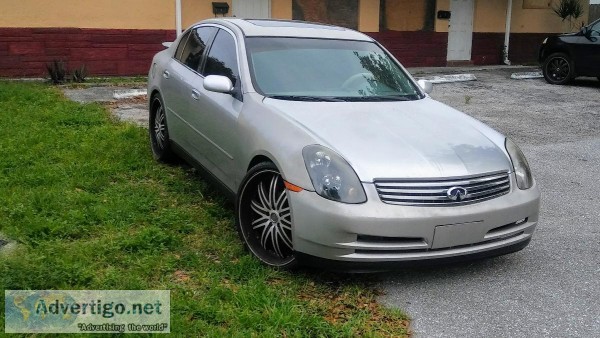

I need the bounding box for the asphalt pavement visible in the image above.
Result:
[380,69,600,337]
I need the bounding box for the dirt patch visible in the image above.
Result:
[62,86,148,127]
[103,96,148,127]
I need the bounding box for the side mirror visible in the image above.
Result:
[581,26,589,37]
[417,79,433,94]
[204,75,233,94]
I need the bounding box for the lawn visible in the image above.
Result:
[0,81,410,337]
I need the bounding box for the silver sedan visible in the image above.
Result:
[147,18,540,271]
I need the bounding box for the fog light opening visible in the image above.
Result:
[515,218,527,226]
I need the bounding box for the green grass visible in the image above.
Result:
[0,82,410,337]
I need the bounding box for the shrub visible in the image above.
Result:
[46,60,67,84]
[553,0,584,31]
[71,65,88,83]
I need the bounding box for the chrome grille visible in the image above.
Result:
[374,171,511,206]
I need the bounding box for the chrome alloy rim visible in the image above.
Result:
[240,169,294,264]
[250,173,293,258]
[547,57,570,82]
[154,104,166,149]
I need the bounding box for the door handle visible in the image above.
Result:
[163,70,170,79]
[191,89,200,100]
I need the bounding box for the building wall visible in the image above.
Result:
[588,4,600,22]
[0,0,175,29]
[0,0,592,77]
[0,27,176,77]
[0,0,294,30]
[272,0,293,20]
[359,0,381,32]
[436,0,591,33]
[384,0,428,31]
[0,0,295,77]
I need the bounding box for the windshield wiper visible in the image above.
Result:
[332,95,415,102]
[267,95,346,102]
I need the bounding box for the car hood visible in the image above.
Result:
[263,97,512,181]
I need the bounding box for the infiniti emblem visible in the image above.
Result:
[447,186,468,201]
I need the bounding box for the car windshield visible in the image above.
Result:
[245,37,422,102]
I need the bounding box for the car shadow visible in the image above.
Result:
[296,252,528,287]
[569,77,600,88]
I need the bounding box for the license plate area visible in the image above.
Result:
[431,221,485,249]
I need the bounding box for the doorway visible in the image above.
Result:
[447,0,474,61]
[232,0,271,19]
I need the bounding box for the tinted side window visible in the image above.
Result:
[204,30,240,91]
[179,27,217,71]
[174,31,191,61]
[590,21,600,36]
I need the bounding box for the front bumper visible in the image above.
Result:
[289,174,540,267]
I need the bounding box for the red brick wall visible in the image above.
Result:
[472,32,547,65]
[366,31,449,67]
[0,28,176,77]
[0,28,547,77]
[369,31,545,67]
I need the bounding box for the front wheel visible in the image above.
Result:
[542,53,574,85]
[236,162,297,269]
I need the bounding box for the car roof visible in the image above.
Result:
[198,18,373,41]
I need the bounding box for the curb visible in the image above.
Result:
[511,71,543,79]
[416,73,477,84]
[113,89,147,100]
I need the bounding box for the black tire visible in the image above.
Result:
[236,162,297,269]
[149,93,175,162]
[542,52,574,85]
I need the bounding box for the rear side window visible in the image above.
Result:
[174,31,191,61]
[177,27,217,71]
[203,30,240,91]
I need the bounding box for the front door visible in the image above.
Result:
[573,20,600,75]
[447,0,474,61]
[188,28,243,190]
[232,0,271,19]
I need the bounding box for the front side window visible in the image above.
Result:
[203,30,240,90]
[178,27,217,71]
[245,37,421,101]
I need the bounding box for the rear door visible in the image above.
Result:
[160,30,191,142]
[163,26,217,159]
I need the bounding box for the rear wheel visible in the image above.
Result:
[149,94,175,162]
[236,162,297,269]
[542,53,574,85]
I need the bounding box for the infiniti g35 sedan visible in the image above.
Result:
[148,18,541,271]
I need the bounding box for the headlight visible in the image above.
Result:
[302,145,367,203]
[505,138,533,190]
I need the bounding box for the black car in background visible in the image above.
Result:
[539,18,600,85]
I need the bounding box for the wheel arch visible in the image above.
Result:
[543,47,572,61]
[247,154,274,172]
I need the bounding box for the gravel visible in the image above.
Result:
[380,69,600,337]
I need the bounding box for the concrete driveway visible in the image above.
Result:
[380,69,600,337]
